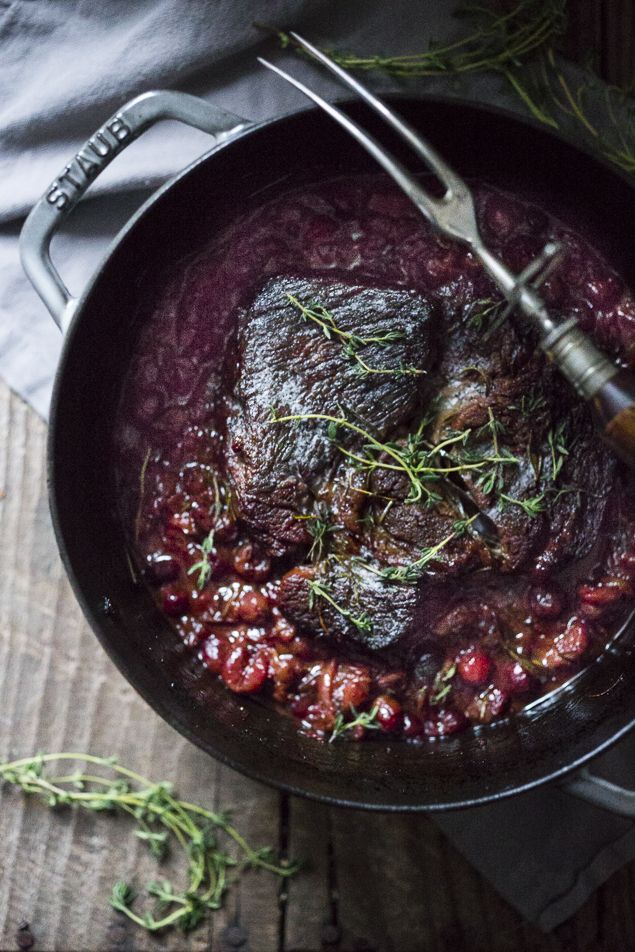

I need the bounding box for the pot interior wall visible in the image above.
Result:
[49,99,635,809]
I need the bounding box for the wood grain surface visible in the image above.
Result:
[2,3,635,949]
[1,354,635,952]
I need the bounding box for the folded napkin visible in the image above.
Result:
[1,0,633,931]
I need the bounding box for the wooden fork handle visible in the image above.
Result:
[593,370,635,466]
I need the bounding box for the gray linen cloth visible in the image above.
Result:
[1,0,633,932]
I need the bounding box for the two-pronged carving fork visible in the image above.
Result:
[260,33,635,466]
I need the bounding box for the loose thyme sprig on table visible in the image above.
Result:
[286,294,424,377]
[0,753,299,935]
[269,0,565,78]
[270,1,635,179]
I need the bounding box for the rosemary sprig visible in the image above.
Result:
[270,0,565,77]
[286,294,424,377]
[0,753,298,934]
[187,530,215,590]
[308,578,373,634]
[329,705,380,743]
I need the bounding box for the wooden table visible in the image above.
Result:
[2,6,635,948]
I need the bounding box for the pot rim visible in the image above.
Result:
[46,93,635,811]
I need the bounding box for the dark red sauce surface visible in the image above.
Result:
[115,175,635,742]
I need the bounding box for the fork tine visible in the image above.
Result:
[288,31,467,196]
[258,57,442,225]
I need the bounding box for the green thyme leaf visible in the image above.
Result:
[0,753,299,935]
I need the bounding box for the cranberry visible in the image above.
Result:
[161,589,190,617]
[300,703,336,738]
[236,589,270,623]
[189,588,213,615]
[269,652,300,702]
[402,713,424,738]
[508,662,534,695]
[289,694,312,719]
[202,633,225,673]
[423,708,467,737]
[332,664,371,712]
[233,544,271,582]
[168,510,197,535]
[488,687,511,717]
[270,614,296,643]
[221,645,269,694]
[145,554,180,585]
[374,694,403,733]
[529,583,564,619]
[466,687,511,723]
[555,618,589,661]
[457,649,492,686]
[577,577,633,612]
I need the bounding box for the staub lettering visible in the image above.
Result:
[46,114,133,210]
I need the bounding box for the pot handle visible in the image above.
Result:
[20,89,248,332]
[562,768,635,818]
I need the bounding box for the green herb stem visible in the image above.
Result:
[0,753,298,934]
[286,294,423,377]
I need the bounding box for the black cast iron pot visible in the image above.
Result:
[20,90,635,812]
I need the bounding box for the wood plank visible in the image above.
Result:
[328,810,566,952]
[562,1,603,76]
[284,797,333,951]
[0,383,282,952]
[602,0,635,88]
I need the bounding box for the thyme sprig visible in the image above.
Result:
[329,705,380,743]
[373,514,479,584]
[286,294,424,377]
[0,753,298,934]
[187,530,215,590]
[506,48,635,175]
[271,0,565,78]
[308,578,373,634]
[465,297,505,333]
[512,388,548,417]
[500,491,547,516]
[294,507,338,562]
[547,419,570,480]
[431,662,458,705]
[269,409,518,506]
[274,1,635,179]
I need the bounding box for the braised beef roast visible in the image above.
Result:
[223,275,614,653]
[225,276,436,558]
